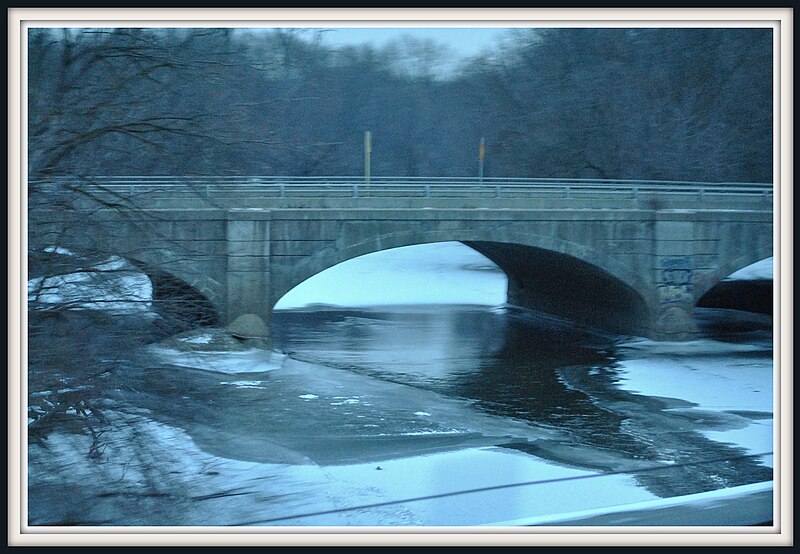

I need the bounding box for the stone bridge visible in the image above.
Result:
[28,177,774,341]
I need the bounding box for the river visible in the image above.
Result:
[26,242,774,526]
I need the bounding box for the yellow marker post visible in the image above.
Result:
[479,137,486,183]
[364,131,372,196]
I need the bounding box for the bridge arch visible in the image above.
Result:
[127,260,221,330]
[692,246,774,303]
[29,204,230,320]
[28,243,221,333]
[119,247,225,320]
[272,228,654,337]
[694,252,774,317]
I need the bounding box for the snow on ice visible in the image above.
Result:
[147,346,286,374]
[275,241,507,309]
[726,257,773,281]
[28,253,153,313]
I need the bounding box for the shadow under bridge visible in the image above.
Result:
[464,241,650,337]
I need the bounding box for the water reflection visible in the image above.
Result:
[272,305,773,497]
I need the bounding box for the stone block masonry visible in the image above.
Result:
[29,203,773,343]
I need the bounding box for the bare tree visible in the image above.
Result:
[462,28,772,182]
[27,28,244,448]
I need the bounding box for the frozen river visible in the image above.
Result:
[27,242,774,526]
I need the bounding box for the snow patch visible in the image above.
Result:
[725,257,773,281]
[375,430,465,436]
[92,256,129,272]
[148,346,285,374]
[220,380,269,390]
[323,446,657,526]
[702,426,774,466]
[615,356,772,413]
[299,394,319,400]
[43,246,76,256]
[331,398,360,405]
[180,335,214,345]
[275,242,507,309]
[613,345,773,460]
[28,256,153,314]
[618,337,768,357]
[484,480,773,526]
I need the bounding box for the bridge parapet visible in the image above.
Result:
[30,176,774,211]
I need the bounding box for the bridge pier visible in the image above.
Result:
[225,209,273,346]
[651,219,701,341]
[652,305,699,341]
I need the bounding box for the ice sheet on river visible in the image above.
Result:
[607,335,774,467]
[147,345,286,374]
[28,398,660,526]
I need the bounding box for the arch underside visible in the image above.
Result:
[695,252,774,316]
[694,249,775,302]
[465,241,651,336]
[27,246,222,340]
[129,261,221,329]
[88,237,227,328]
[276,230,653,338]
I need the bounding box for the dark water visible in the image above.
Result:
[271,304,774,498]
[274,306,618,440]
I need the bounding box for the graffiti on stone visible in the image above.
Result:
[658,285,693,304]
[660,256,692,269]
[660,256,693,281]
[658,256,693,304]
[662,268,693,285]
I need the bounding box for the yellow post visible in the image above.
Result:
[364,131,372,196]
[479,137,485,183]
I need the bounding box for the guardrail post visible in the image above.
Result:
[425,183,430,197]
[495,184,500,198]
[564,186,571,199]
[353,182,359,198]
[279,181,285,198]
[699,186,705,201]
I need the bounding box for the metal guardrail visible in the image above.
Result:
[29,175,774,200]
